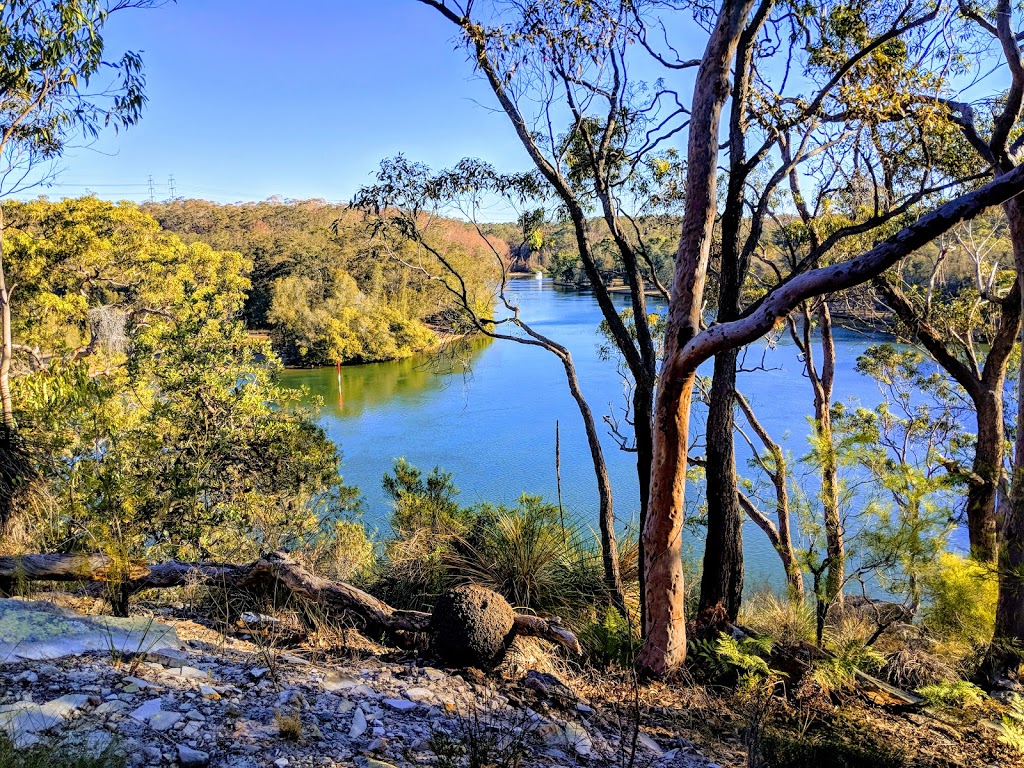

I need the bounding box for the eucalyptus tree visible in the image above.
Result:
[640,0,1024,677]
[415,2,691,620]
[353,157,629,615]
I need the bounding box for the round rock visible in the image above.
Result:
[430,585,514,670]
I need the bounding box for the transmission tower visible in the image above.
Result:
[168,174,176,198]
[148,175,155,202]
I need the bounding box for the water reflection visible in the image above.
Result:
[281,336,493,419]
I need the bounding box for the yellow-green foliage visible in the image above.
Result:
[1000,694,1024,754]
[739,591,815,647]
[921,552,997,644]
[916,680,985,708]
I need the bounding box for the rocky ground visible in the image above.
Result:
[0,597,715,768]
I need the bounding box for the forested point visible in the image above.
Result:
[6,1,1024,768]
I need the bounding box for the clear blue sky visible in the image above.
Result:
[46,0,529,206]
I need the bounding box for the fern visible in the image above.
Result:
[692,633,775,679]
[916,680,985,708]
[1000,694,1024,754]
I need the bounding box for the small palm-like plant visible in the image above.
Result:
[447,495,617,620]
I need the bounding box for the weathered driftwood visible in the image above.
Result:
[0,551,581,656]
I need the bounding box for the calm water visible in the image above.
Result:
[280,278,965,590]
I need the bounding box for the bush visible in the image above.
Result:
[920,552,997,644]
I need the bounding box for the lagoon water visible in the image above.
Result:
[280,278,966,591]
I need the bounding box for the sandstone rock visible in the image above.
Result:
[130,698,163,722]
[149,710,183,731]
[430,585,514,670]
[0,598,178,663]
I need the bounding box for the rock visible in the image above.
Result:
[349,707,368,738]
[540,721,593,757]
[0,598,178,663]
[177,744,210,768]
[149,710,183,731]
[248,667,270,680]
[637,731,663,754]
[403,687,434,703]
[384,698,417,712]
[323,671,361,691]
[130,697,164,722]
[273,759,289,768]
[198,685,220,700]
[0,702,64,746]
[40,693,91,717]
[430,585,515,670]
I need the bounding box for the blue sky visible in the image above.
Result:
[44,0,530,205]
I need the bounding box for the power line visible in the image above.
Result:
[167,174,176,198]
[148,175,155,202]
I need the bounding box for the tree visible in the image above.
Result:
[354,156,629,616]
[0,0,153,431]
[416,2,690,625]
[639,0,1024,676]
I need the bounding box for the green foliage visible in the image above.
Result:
[4,198,358,562]
[147,199,499,364]
[916,680,985,708]
[740,592,816,647]
[759,727,909,768]
[577,605,637,668]
[267,270,436,365]
[452,495,585,613]
[383,458,467,534]
[1000,694,1024,754]
[920,552,998,644]
[690,633,775,681]
[810,620,886,695]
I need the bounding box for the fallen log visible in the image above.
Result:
[0,551,581,659]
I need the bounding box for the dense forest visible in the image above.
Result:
[8,2,1024,768]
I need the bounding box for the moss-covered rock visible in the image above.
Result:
[430,585,514,670]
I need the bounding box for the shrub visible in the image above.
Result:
[920,552,997,644]
[1000,694,1024,754]
[690,633,775,681]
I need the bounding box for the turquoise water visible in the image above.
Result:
[280,278,963,590]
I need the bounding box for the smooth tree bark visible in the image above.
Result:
[640,155,1024,676]
[638,0,755,677]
